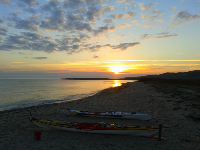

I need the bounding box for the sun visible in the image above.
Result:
[110,65,124,74]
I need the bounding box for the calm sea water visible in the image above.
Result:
[0,79,135,111]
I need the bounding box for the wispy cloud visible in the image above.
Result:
[32,57,47,59]
[141,32,178,39]
[141,13,164,19]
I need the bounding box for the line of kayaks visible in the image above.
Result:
[61,109,157,121]
[30,115,167,136]
[30,108,167,136]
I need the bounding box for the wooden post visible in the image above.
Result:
[158,124,162,141]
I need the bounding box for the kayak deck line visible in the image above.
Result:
[61,108,157,120]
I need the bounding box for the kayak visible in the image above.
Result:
[30,115,167,136]
[61,109,157,120]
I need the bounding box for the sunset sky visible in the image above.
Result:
[0,0,200,78]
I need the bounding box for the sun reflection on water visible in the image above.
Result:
[113,80,121,87]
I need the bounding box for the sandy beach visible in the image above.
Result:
[0,81,200,150]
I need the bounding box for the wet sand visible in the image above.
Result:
[0,81,200,150]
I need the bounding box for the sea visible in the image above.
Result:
[0,79,135,112]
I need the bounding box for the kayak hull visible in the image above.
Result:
[31,118,166,136]
[61,109,157,120]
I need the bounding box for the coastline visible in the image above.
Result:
[0,79,135,112]
[1,81,200,149]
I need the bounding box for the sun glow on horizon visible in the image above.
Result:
[110,65,125,74]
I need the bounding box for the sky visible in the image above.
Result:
[0,0,200,78]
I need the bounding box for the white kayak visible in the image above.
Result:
[61,109,157,120]
[30,116,167,136]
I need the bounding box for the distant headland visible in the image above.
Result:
[61,70,200,87]
[61,77,140,80]
[61,70,200,80]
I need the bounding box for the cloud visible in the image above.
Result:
[170,7,176,11]
[0,0,9,4]
[108,34,125,41]
[0,27,8,36]
[150,20,164,23]
[111,14,125,19]
[141,32,178,39]
[144,24,156,29]
[125,1,135,7]
[24,7,37,14]
[111,12,136,19]
[103,19,113,23]
[22,32,40,40]
[15,17,39,31]
[9,3,15,7]
[0,29,140,53]
[171,10,200,25]
[93,25,115,36]
[0,32,57,52]
[39,6,67,31]
[78,7,87,12]
[176,10,200,21]
[19,0,38,6]
[126,12,136,17]
[109,42,140,51]
[39,1,66,30]
[0,0,141,54]
[18,1,25,7]
[40,0,60,11]
[33,57,47,59]
[64,14,92,32]
[117,0,127,4]
[102,4,115,12]
[86,6,104,23]
[6,10,22,21]
[141,13,164,25]
[85,0,106,5]
[130,19,139,26]
[138,3,157,10]
[93,55,99,58]
[2,0,197,57]
[117,23,132,28]
[141,13,164,19]
[47,7,66,27]
[63,0,84,8]
[153,9,161,13]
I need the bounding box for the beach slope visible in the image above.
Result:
[0,81,200,150]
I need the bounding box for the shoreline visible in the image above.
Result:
[1,81,200,149]
[0,81,133,115]
[0,80,136,113]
